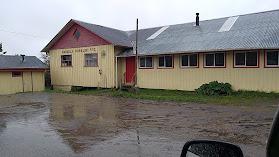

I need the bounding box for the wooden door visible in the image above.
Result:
[23,72,33,92]
[126,57,135,83]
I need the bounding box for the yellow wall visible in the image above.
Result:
[50,46,279,93]
[50,45,116,89]
[136,50,279,92]
[0,71,45,95]
[115,47,127,87]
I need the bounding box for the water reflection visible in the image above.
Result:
[49,94,128,153]
[0,121,6,136]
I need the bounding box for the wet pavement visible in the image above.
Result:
[0,92,277,157]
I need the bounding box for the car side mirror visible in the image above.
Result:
[180,139,244,157]
[266,107,279,157]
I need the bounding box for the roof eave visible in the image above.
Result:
[0,68,50,71]
[116,47,279,57]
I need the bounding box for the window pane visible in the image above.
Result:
[246,52,257,66]
[62,55,67,60]
[85,54,98,66]
[235,53,245,65]
[85,54,91,60]
[159,57,165,67]
[146,57,152,67]
[74,29,80,39]
[267,51,278,65]
[92,54,98,59]
[206,54,214,66]
[140,57,145,67]
[165,56,173,67]
[181,55,188,66]
[190,54,197,66]
[13,72,21,76]
[215,53,224,66]
[66,55,71,60]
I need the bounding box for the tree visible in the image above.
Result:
[40,52,51,87]
[0,43,7,55]
[40,52,50,66]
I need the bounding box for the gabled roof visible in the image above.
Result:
[41,19,132,52]
[0,55,49,71]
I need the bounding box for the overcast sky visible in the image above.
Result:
[0,0,279,59]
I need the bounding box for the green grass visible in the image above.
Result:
[44,87,279,105]
[44,87,114,96]
[109,88,279,105]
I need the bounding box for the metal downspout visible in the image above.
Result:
[115,56,118,89]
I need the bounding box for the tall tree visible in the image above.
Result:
[40,52,51,87]
[0,43,7,55]
[40,52,50,66]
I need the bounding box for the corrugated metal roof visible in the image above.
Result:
[117,9,279,56]
[42,10,279,55]
[0,55,49,69]
[73,20,132,47]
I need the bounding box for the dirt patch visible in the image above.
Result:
[0,92,277,157]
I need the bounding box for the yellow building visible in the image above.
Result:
[42,10,279,92]
[0,55,49,95]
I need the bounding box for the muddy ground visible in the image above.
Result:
[0,92,277,157]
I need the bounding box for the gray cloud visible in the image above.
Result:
[0,0,278,58]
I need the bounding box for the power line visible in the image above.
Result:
[0,29,51,39]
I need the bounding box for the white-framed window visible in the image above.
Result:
[180,54,198,67]
[234,51,258,67]
[204,53,225,67]
[265,50,279,67]
[158,55,173,68]
[85,53,98,66]
[139,56,153,68]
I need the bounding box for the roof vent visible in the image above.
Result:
[146,26,169,40]
[218,16,239,32]
[21,54,25,62]
[196,13,199,26]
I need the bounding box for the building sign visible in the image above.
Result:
[62,47,96,54]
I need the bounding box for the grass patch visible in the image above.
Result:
[45,87,279,105]
[110,88,279,105]
[45,87,114,96]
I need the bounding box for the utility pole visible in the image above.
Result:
[135,18,138,87]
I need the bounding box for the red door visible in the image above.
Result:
[126,57,135,83]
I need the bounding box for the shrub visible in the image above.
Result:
[195,81,232,95]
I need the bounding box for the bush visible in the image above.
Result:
[195,81,232,95]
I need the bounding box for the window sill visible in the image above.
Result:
[264,65,279,68]
[180,66,199,69]
[203,66,226,68]
[84,66,99,67]
[157,67,174,69]
[139,67,153,69]
[233,66,259,68]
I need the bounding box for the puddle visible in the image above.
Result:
[0,92,276,157]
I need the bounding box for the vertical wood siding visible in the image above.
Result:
[50,45,116,88]
[0,71,45,95]
[50,23,110,50]
[137,50,279,92]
